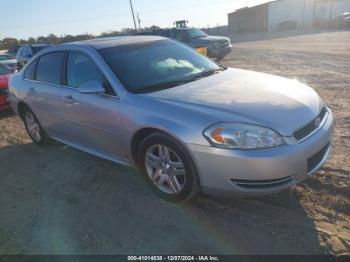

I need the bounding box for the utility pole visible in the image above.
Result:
[129,0,137,31]
[137,13,141,30]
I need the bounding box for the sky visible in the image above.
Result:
[0,0,271,39]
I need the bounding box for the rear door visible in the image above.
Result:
[59,51,124,159]
[24,52,65,138]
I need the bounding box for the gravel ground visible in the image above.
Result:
[0,31,349,255]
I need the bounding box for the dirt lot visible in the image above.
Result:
[0,31,349,255]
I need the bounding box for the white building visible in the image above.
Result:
[228,0,350,32]
[269,0,350,31]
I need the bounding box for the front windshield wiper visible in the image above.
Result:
[135,68,227,94]
[191,67,226,79]
[134,78,198,94]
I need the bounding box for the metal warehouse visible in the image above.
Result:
[228,0,350,32]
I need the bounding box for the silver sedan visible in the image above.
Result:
[8,36,334,202]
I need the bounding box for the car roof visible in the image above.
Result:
[19,44,49,49]
[68,35,166,50]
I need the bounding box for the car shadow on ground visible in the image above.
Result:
[0,142,328,255]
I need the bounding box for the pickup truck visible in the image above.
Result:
[138,28,232,60]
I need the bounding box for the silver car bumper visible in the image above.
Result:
[188,111,334,197]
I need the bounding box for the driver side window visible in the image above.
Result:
[66,51,116,96]
[67,52,104,88]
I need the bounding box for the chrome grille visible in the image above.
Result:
[294,107,328,141]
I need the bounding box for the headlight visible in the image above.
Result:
[204,123,285,149]
[212,42,222,48]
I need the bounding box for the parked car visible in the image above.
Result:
[8,36,333,202]
[16,44,50,70]
[138,28,232,60]
[0,64,12,110]
[0,52,17,71]
[327,12,350,29]
[8,44,24,56]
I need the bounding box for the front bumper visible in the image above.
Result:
[208,44,232,60]
[188,111,334,197]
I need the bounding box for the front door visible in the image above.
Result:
[59,51,125,160]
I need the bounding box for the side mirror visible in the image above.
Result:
[78,81,105,94]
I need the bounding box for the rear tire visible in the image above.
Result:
[138,132,200,202]
[22,107,50,146]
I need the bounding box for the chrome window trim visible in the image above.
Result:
[23,78,66,88]
[60,84,120,99]
[23,79,120,100]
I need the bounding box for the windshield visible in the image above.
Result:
[100,40,220,93]
[0,54,15,61]
[188,29,208,38]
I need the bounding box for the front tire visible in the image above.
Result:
[138,132,200,202]
[23,108,49,146]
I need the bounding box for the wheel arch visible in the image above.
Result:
[18,101,29,120]
[130,127,201,182]
[130,127,167,164]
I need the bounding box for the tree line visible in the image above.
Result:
[0,26,161,50]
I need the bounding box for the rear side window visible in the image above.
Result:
[67,52,103,88]
[24,61,36,80]
[36,52,64,85]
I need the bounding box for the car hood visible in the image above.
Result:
[195,35,229,44]
[0,59,17,65]
[145,68,323,136]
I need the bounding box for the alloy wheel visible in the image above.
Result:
[145,144,187,194]
[25,111,41,143]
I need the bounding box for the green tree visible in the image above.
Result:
[0,38,19,50]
